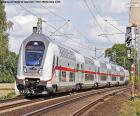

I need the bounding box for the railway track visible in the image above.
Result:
[0,88,93,112]
[0,97,45,111]
[23,86,129,116]
[71,91,125,116]
[0,86,129,116]
[0,96,23,103]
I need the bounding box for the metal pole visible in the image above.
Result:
[95,47,96,58]
[137,26,140,82]
[124,57,126,67]
[37,18,42,34]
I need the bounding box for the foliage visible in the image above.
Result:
[119,98,140,116]
[0,52,17,83]
[119,100,136,116]
[105,44,131,70]
[0,0,9,64]
[0,0,16,83]
[0,91,15,100]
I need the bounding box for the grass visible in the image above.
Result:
[0,91,16,100]
[135,98,140,116]
[119,98,140,116]
[0,83,14,90]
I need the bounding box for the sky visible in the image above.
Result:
[5,0,130,60]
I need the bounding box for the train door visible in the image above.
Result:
[75,63,83,84]
[57,57,67,88]
[66,61,75,87]
[52,56,60,84]
[52,56,56,83]
[97,67,100,83]
[108,69,111,83]
[81,63,84,82]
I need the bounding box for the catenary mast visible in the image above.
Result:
[129,0,140,82]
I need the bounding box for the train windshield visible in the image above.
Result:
[25,41,45,66]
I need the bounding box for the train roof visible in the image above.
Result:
[23,33,128,71]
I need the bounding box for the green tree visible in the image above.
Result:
[0,52,17,83]
[105,44,131,70]
[0,0,9,64]
[0,0,16,83]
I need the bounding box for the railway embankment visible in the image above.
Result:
[0,83,15,99]
[119,98,140,116]
[119,84,140,116]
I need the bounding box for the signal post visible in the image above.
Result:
[128,0,140,98]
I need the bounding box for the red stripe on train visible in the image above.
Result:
[46,66,127,82]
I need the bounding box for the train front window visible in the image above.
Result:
[25,41,45,66]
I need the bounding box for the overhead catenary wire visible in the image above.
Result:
[16,2,108,56]
[18,3,38,17]
[69,22,95,45]
[50,20,70,36]
[35,1,67,21]
[18,2,72,41]
[36,0,95,46]
[89,0,114,40]
[97,53,105,59]
[35,0,112,57]
[46,22,96,52]
[84,0,113,42]
[45,22,98,52]
[90,0,125,34]
[84,0,105,34]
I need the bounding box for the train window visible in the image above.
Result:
[112,76,116,81]
[69,72,75,82]
[98,68,100,72]
[100,75,107,81]
[56,56,58,66]
[81,64,83,69]
[53,56,55,66]
[60,71,66,82]
[77,64,79,70]
[52,56,55,73]
[85,74,94,81]
[25,41,45,66]
[120,77,124,81]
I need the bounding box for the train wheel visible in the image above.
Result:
[108,82,111,87]
[117,82,119,86]
[52,85,57,93]
[94,83,98,89]
[75,84,80,91]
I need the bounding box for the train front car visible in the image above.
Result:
[16,32,53,95]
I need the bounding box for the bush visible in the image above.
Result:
[0,71,15,83]
[0,91,15,100]
[0,51,17,83]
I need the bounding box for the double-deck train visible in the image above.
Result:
[16,28,129,95]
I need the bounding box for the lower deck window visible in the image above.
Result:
[85,74,94,81]
[69,72,75,82]
[112,76,116,81]
[120,77,124,81]
[60,71,66,82]
[100,75,107,81]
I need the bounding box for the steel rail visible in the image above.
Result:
[23,86,129,116]
[0,98,44,111]
[0,96,24,103]
[71,88,128,116]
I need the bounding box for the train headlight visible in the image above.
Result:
[37,80,40,83]
[25,79,28,82]
[23,67,27,73]
[38,68,43,74]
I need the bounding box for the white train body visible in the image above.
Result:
[16,32,129,95]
